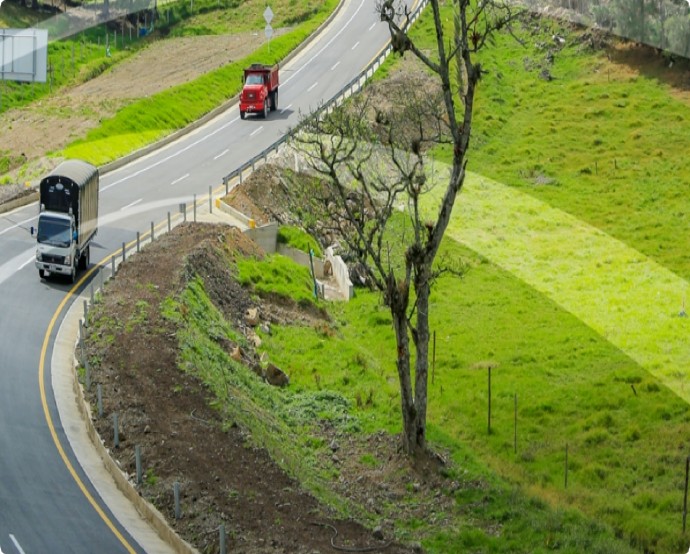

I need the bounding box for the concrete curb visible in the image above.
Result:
[0,191,38,215]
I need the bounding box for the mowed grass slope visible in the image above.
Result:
[258,10,690,554]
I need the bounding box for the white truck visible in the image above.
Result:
[33,160,99,283]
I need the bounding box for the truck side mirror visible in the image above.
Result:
[73,230,78,241]
[30,226,34,236]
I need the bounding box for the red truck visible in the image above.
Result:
[239,63,279,120]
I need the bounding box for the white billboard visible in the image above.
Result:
[0,28,48,83]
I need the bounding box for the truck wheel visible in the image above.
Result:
[262,101,269,119]
[39,269,45,279]
[70,266,76,284]
[240,110,246,120]
[272,90,278,111]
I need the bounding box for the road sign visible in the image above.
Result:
[0,29,48,82]
[263,6,273,24]
[264,24,273,39]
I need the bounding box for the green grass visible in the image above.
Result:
[237,253,321,305]
[151,248,638,552]
[277,225,323,257]
[61,0,338,164]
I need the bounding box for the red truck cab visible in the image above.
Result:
[240,63,279,120]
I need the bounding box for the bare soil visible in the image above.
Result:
[0,30,282,183]
[82,203,454,553]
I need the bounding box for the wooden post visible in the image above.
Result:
[487,367,492,435]
[683,456,690,534]
[432,330,436,385]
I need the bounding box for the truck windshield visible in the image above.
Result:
[245,74,264,85]
[37,215,72,247]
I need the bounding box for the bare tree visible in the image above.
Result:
[290,0,518,457]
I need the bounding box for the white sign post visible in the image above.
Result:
[263,6,273,53]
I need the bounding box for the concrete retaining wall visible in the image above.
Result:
[325,246,353,300]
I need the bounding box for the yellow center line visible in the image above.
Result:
[38,259,137,553]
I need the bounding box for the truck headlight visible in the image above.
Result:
[64,255,71,266]
[36,252,43,262]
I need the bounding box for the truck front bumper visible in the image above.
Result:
[240,103,264,113]
[36,261,71,276]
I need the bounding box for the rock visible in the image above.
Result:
[372,526,384,540]
[323,260,333,277]
[539,68,553,81]
[250,362,264,378]
[329,439,339,452]
[245,307,260,326]
[249,332,262,348]
[265,363,289,387]
[230,345,243,362]
[260,322,271,335]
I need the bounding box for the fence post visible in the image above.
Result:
[683,456,690,534]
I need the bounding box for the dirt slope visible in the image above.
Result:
[82,214,446,553]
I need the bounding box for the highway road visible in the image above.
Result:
[0,1,393,552]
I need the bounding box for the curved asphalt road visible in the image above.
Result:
[0,1,393,552]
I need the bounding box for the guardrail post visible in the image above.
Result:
[209,186,213,213]
[219,524,226,554]
[151,221,155,242]
[193,194,197,222]
[113,413,119,448]
[135,445,142,485]
[223,176,229,195]
[136,231,140,253]
[174,482,181,519]
[97,384,103,417]
[168,212,171,232]
[121,242,126,263]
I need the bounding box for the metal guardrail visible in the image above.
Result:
[220,0,430,195]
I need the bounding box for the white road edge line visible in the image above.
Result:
[331,61,341,71]
[9,534,26,554]
[170,173,190,186]
[214,149,230,160]
[0,215,37,237]
[280,104,292,114]
[18,256,34,271]
[351,41,360,50]
[120,198,143,211]
[250,126,264,137]
[307,82,318,92]
[368,22,376,31]
[101,0,367,193]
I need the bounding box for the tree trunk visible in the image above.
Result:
[412,269,431,453]
[388,277,418,455]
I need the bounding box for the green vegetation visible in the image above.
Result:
[277,225,323,257]
[237,253,320,306]
[62,0,338,164]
